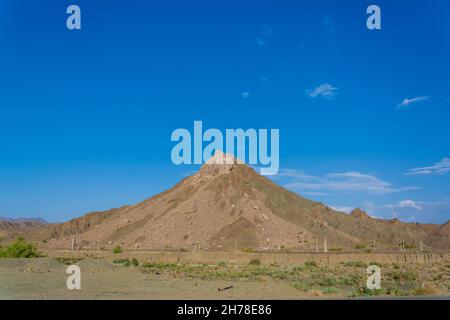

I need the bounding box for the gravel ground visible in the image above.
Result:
[0,258,307,299]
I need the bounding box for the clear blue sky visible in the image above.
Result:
[0,0,449,223]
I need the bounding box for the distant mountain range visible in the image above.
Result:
[5,152,450,251]
[0,217,47,235]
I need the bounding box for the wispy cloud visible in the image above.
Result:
[249,24,272,47]
[323,15,338,34]
[398,200,422,210]
[329,206,353,213]
[242,91,250,99]
[405,157,450,176]
[255,37,265,47]
[307,83,338,100]
[396,96,430,109]
[275,169,418,194]
[262,24,272,36]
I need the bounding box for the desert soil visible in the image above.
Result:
[0,258,310,299]
[1,257,449,299]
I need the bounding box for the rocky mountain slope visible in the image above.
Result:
[19,152,450,251]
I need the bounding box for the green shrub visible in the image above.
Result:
[113,246,123,254]
[248,258,261,266]
[369,262,382,267]
[131,258,139,267]
[290,281,310,291]
[217,261,227,267]
[317,276,337,287]
[342,261,367,268]
[305,261,318,268]
[338,274,361,286]
[114,258,139,267]
[0,238,40,258]
[354,243,366,250]
[352,286,385,297]
[388,270,417,283]
[322,287,339,294]
[113,258,131,267]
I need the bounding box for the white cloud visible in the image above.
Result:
[398,200,422,211]
[242,92,250,99]
[405,157,450,176]
[307,83,338,100]
[302,191,329,196]
[255,37,265,47]
[276,169,418,194]
[397,96,430,109]
[329,206,353,213]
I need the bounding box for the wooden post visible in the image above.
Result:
[315,238,319,253]
[323,238,328,253]
[71,236,75,251]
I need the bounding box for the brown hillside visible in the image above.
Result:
[24,152,450,252]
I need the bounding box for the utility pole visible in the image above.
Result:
[315,237,319,253]
[71,236,76,251]
[400,238,405,253]
[323,238,328,253]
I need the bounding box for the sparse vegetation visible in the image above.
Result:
[217,260,227,267]
[316,276,337,287]
[290,281,311,291]
[113,245,123,254]
[131,258,139,266]
[369,261,382,267]
[342,261,367,268]
[55,257,83,265]
[322,287,339,295]
[104,256,450,298]
[248,258,261,266]
[113,258,140,267]
[352,286,385,297]
[412,284,439,296]
[0,238,40,258]
[304,261,317,268]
